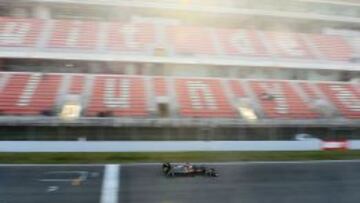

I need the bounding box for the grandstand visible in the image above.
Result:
[0,0,358,140]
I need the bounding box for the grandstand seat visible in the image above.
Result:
[298,82,319,99]
[48,20,98,49]
[0,73,62,115]
[216,28,268,57]
[0,71,358,120]
[0,17,42,47]
[263,32,315,59]
[228,79,247,97]
[85,75,148,117]
[166,26,217,56]
[249,80,319,119]
[1,16,359,65]
[152,77,168,97]
[68,75,85,94]
[106,22,156,53]
[318,82,360,119]
[175,78,237,117]
[308,34,353,61]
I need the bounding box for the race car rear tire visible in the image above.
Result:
[167,172,175,177]
[206,169,217,177]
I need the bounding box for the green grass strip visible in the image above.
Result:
[1,151,360,164]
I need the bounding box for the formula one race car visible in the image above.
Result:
[162,162,218,177]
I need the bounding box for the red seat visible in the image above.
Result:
[106,22,156,53]
[175,78,237,118]
[228,80,246,97]
[153,77,168,97]
[262,31,315,59]
[0,16,358,64]
[68,75,86,94]
[0,17,43,47]
[0,71,358,120]
[248,80,320,119]
[0,73,62,115]
[308,34,353,61]
[85,75,148,117]
[166,25,216,55]
[216,28,268,57]
[317,82,360,119]
[48,20,98,49]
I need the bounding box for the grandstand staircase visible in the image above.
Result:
[238,80,265,118]
[153,22,172,57]
[144,77,156,116]
[55,74,71,106]
[220,79,238,116]
[0,72,10,92]
[167,77,180,118]
[81,74,95,110]
[36,19,53,48]
[149,77,174,118]
[95,22,109,52]
[57,74,89,110]
[209,28,224,56]
[162,78,174,118]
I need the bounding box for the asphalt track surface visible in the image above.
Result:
[0,166,103,203]
[1,161,360,203]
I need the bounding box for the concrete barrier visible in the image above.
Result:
[0,141,323,152]
[349,140,360,150]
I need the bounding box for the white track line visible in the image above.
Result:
[100,164,120,203]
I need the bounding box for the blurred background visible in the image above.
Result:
[0,0,358,141]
